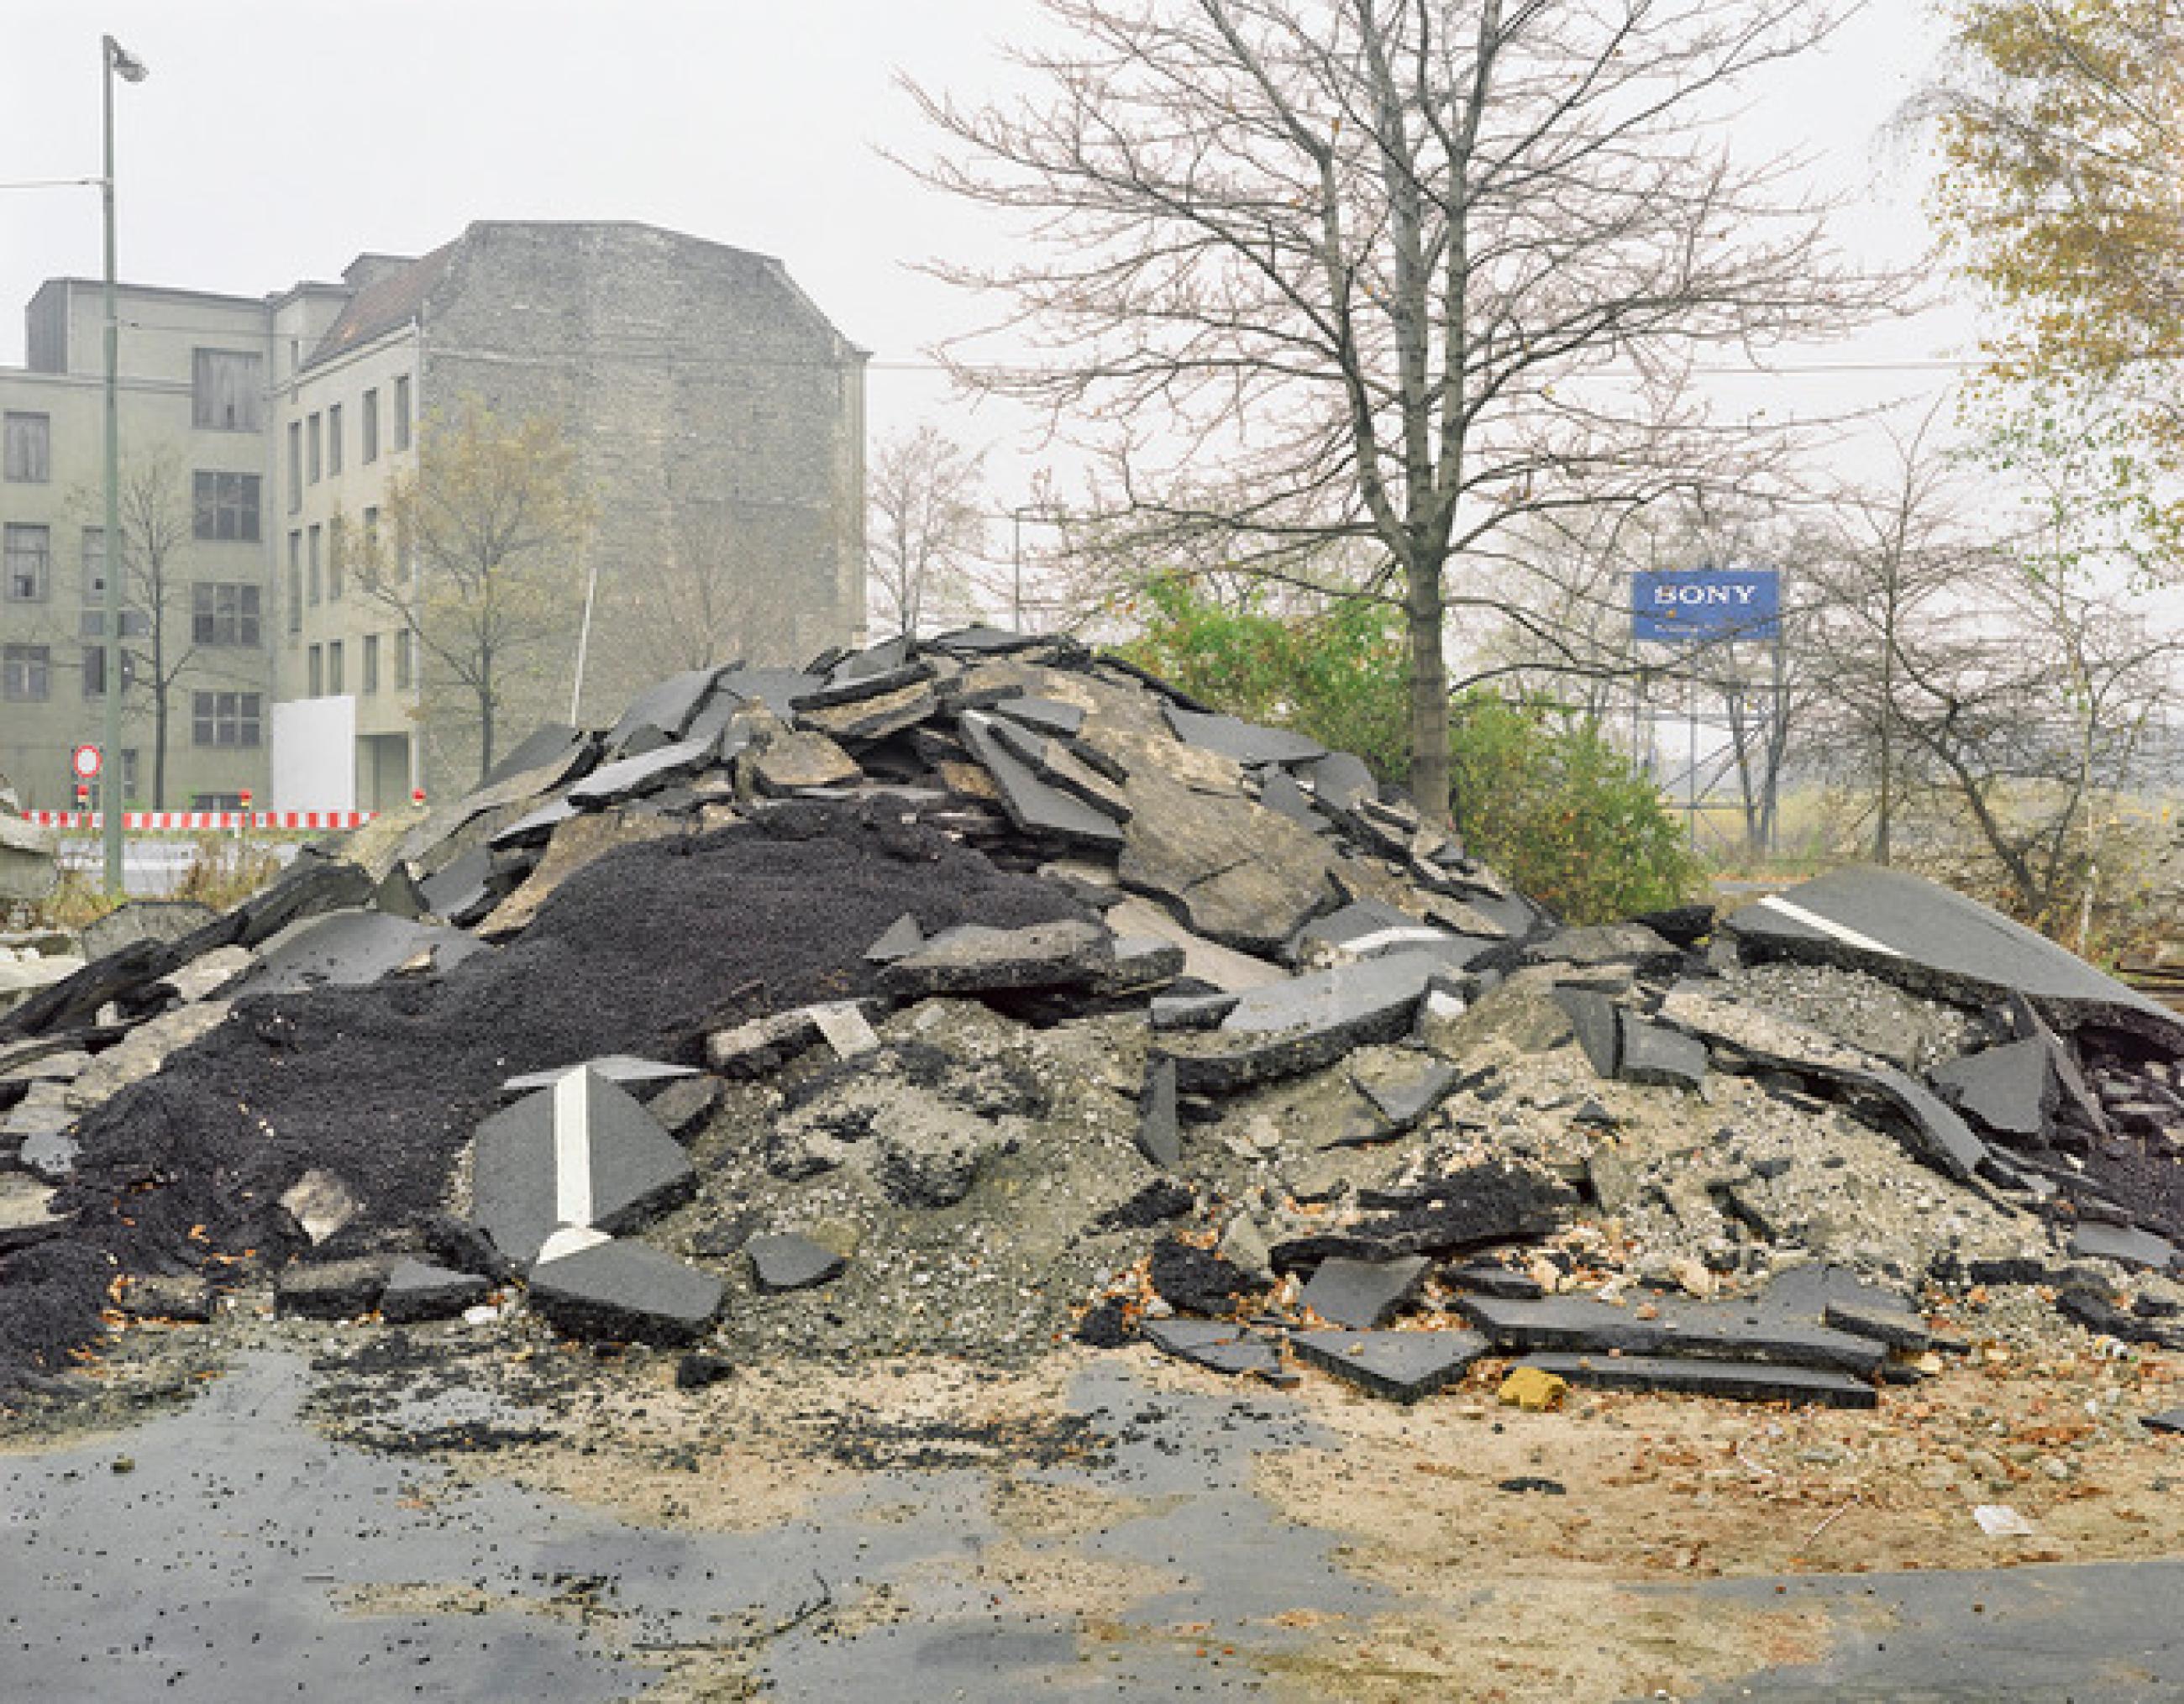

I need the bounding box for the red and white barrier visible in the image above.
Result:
[26,810,376,831]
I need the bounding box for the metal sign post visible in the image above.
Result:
[1630,567,1784,854]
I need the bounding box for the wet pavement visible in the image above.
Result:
[7,1348,2181,1701]
[1688,1556,2184,1701]
[0,1353,1383,1701]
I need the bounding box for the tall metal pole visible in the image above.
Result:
[98,36,146,893]
[99,39,123,892]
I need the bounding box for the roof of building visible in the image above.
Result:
[29,276,272,312]
[298,220,867,370]
[302,242,456,370]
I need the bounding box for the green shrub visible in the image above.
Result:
[1114,576,1410,779]
[1447,692,1703,923]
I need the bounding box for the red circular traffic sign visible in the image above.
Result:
[70,743,102,781]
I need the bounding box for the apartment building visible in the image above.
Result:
[0,221,867,812]
[0,280,278,812]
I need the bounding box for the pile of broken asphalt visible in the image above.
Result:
[3,628,2182,1436]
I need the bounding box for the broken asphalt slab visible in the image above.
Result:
[745,1231,848,1292]
[1269,1163,1572,1267]
[469,1067,696,1268]
[1457,1292,1889,1376]
[1725,864,2184,1044]
[1299,1255,1429,1329]
[227,910,488,999]
[879,919,1116,998]
[1155,950,1445,1093]
[1289,1326,1488,1403]
[526,1236,724,1345]
[377,1258,493,1324]
[1139,1317,1283,1378]
[1516,1350,1879,1408]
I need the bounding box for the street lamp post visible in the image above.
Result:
[100,34,148,893]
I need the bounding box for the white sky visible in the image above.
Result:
[0,0,1977,516]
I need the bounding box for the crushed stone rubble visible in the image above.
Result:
[1,630,2181,1431]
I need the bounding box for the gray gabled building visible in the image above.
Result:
[0,221,867,813]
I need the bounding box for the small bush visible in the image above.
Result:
[1113,576,1410,779]
[1448,693,1704,923]
[176,832,283,910]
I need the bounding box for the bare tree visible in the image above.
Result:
[907,0,1896,819]
[1806,417,2181,925]
[1806,411,1994,866]
[117,455,199,811]
[866,425,992,637]
[362,400,593,784]
[622,485,800,674]
[57,448,236,808]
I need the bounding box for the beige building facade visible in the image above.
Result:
[0,221,867,813]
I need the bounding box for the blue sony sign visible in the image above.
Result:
[1631,568,1781,644]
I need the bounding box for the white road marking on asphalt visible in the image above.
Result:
[1756,895,1903,959]
[554,1068,595,1228]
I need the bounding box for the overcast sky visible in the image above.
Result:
[0,0,1971,511]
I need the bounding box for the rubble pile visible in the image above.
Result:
[1,631,2180,1415]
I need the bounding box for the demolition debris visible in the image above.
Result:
[3,632,2181,1419]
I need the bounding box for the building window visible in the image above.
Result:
[286,532,302,633]
[361,389,380,463]
[4,524,50,601]
[81,527,105,601]
[360,506,380,589]
[82,643,136,698]
[192,689,262,747]
[328,515,346,601]
[191,583,261,648]
[328,402,344,476]
[363,632,380,695]
[307,412,322,484]
[287,422,302,512]
[79,607,146,641]
[307,644,323,696]
[394,627,413,689]
[307,525,323,604]
[192,471,261,543]
[392,375,412,451]
[191,349,263,432]
[3,412,50,483]
[328,639,344,695]
[2,644,50,701]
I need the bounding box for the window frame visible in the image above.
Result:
[191,689,262,748]
[190,581,262,648]
[3,523,51,603]
[3,412,50,483]
[191,349,264,433]
[2,642,51,702]
[192,470,262,543]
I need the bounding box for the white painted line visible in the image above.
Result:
[553,1067,595,1229]
[533,1224,612,1266]
[1756,895,1903,959]
[1337,925,1453,957]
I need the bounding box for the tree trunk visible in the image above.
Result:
[150,625,167,810]
[476,674,496,787]
[1405,564,1451,823]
